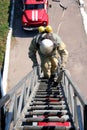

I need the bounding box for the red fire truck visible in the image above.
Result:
[22,0,50,31]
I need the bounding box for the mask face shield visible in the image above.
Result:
[40,39,54,55]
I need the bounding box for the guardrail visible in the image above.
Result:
[62,70,87,130]
[0,66,39,130]
[0,67,87,130]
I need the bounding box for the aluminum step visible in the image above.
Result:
[14,79,75,130]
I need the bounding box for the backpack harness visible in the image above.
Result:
[35,33,58,50]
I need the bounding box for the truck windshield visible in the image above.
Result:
[25,4,44,10]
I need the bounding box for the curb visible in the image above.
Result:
[1,0,15,96]
[79,0,87,34]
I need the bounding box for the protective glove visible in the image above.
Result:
[60,63,65,71]
[32,62,38,68]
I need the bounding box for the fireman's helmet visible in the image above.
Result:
[40,39,54,55]
[38,26,45,33]
[45,25,53,33]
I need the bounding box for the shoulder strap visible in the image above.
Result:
[44,33,58,49]
[35,33,57,49]
[35,33,47,47]
[38,33,55,43]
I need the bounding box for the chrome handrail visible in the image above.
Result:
[62,69,87,130]
[0,66,39,130]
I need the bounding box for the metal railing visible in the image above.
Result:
[0,66,39,130]
[62,69,87,130]
[0,67,87,130]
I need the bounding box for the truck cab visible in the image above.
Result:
[22,0,50,31]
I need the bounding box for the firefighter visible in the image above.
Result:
[28,25,68,83]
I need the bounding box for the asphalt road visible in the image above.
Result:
[8,0,87,100]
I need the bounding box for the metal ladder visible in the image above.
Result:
[13,78,75,130]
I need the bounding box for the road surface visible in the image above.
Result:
[7,0,87,100]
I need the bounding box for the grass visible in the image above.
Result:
[0,0,10,69]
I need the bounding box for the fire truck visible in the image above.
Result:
[22,0,50,31]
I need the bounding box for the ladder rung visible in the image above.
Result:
[36,91,62,95]
[38,89,61,92]
[25,110,68,116]
[37,90,62,92]
[34,95,63,99]
[22,115,70,122]
[38,87,60,89]
[34,98,63,101]
[14,125,72,130]
[26,111,68,116]
[35,94,63,98]
[28,105,66,110]
[32,101,65,105]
